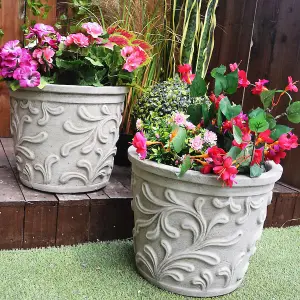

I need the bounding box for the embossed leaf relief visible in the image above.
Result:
[38,102,64,126]
[22,163,34,183]
[19,99,39,115]
[59,147,116,185]
[134,182,243,283]
[212,194,269,225]
[34,154,60,184]
[61,105,122,157]
[10,99,48,168]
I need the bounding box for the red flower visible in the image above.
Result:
[251,79,269,95]
[251,148,264,166]
[256,129,274,145]
[208,146,226,165]
[178,64,196,85]
[132,132,147,159]
[213,157,238,187]
[229,62,238,72]
[232,132,251,150]
[222,120,232,133]
[286,76,298,93]
[209,93,225,109]
[200,164,213,174]
[238,70,250,88]
[278,133,298,150]
[265,146,286,164]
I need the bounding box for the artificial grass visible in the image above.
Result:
[0,227,299,300]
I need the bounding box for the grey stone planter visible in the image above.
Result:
[128,146,282,297]
[9,84,128,193]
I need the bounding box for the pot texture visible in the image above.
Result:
[9,84,128,193]
[128,146,282,297]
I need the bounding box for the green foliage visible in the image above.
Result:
[266,113,277,129]
[250,164,263,178]
[178,155,191,176]
[249,109,269,133]
[233,125,243,144]
[227,146,242,160]
[287,101,300,123]
[172,127,187,153]
[187,103,202,125]
[0,28,4,39]
[190,73,207,97]
[213,68,238,96]
[133,77,191,121]
[270,125,293,140]
[260,90,276,109]
[219,97,242,120]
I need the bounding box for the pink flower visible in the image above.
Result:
[155,133,160,139]
[27,23,56,39]
[278,133,298,150]
[16,66,41,88]
[213,157,238,187]
[173,112,186,125]
[42,33,61,49]
[132,132,147,160]
[178,64,196,85]
[65,33,89,48]
[103,42,115,50]
[286,76,298,93]
[238,70,250,88]
[1,40,21,57]
[185,121,196,130]
[0,67,14,78]
[229,62,238,72]
[204,130,217,145]
[136,119,143,130]
[209,93,225,109]
[82,22,104,38]
[122,46,148,72]
[190,136,203,151]
[251,79,269,95]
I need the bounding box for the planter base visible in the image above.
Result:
[20,177,109,194]
[137,268,243,298]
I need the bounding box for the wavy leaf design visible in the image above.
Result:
[134,182,243,283]
[61,104,122,157]
[38,102,64,126]
[34,154,59,184]
[212,197,242,213]
[10,99,48,161]
[19,99,39,115]
[22,163,34,183]
[59,147,117,185]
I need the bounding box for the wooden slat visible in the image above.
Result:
[103,178,132,199]
[111,165,132,190]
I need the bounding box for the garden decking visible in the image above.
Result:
[0,137,299,250]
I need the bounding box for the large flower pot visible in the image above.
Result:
[128,146,282,298]
[9,84,128,193]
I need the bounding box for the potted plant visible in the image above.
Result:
[0,22,151,193]
[129,63,299,297]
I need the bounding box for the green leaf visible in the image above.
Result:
[225,70,238,94]
[227,146,242,160]
[85,57,104,67]
[260,90,276,109]
[211,65,226,78]
[202,103,209,126]
[172,127,187,153]
[270,125,293,140]
[9,81,20,91]
[250,164,263,178]
[236,145,253,167]
[214,73,227,96]
[217,108,223,128]
[0,28,4,38]
[56,58,84,70]
[190,73,207,97]
[287,101,300,123]
[219,97,242,120]
[233,125,243,144]
[38,77,48,89]
[266,113,276,129]
[178,155,191,177]
[249,114,269,133]
[187,104,202,125]
[249,107,265,119]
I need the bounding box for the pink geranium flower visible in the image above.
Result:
[82,22,104,38]
[1,40,21,57]
[132,131,147,159]
[185,121,196,130]
[173,112,186,125]
[122,46,148,72]
[251,79,269,95]
[178,64,196,85]
[27,23,56,39]
[286,76,298,93]
[204,130,217,145]
[65,33,89,48]
[16,66,41,88]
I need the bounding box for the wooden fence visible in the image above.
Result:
[0,0,300,188]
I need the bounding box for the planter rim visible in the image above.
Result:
[10,84,129,95]
[128,146,283,188]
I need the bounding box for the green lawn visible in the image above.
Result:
[0,226,299,300]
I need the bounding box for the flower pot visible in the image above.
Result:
[128,146,282,298]
[9,84,128,193]
[115,133,133,166]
